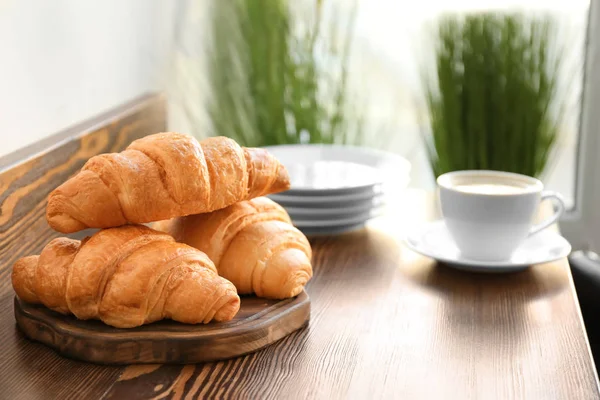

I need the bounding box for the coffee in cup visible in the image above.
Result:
[437,170,565,261]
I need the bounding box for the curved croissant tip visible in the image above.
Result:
[273,165,291,193]
[258,247,312,299]
[46,195,88,233]
[214,293,241,322]
[283,271,311,298]
[12,255,40,304]
[260,270,311,300]
[46,212,87,234]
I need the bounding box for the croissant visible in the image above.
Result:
[11,225,240,328]
[154,197,312,300]
[46,133,290,233]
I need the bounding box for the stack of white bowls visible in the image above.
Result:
[264,144,411,235]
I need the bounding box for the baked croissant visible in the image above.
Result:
[11,225,240,328]
[46,133,290,233]
[154,197,312,299]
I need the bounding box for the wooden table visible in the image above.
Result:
[1,95,598,399]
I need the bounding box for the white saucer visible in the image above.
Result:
[405,220,572,273]
[269,188,384,205]
[262,144,410,194]
[292,207,384,228]
[299,222,367,236]
[285,196,386,217]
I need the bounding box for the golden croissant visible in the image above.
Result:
[11,225,240,328]
[46,133,290,233]
[154,197,312,300]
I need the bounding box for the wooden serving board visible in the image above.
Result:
[14,291,310,365]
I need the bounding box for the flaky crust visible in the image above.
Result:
[11,225,240,328]
[154,197,313,299]
[46,133,290,233]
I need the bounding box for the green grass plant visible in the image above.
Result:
[421,12,566,178]
[204,0,364,147]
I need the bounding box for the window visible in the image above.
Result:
[335,0,588,205]
[327,0,595,249]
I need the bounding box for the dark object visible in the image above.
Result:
[569,250,600,366]
[14,292,310,364]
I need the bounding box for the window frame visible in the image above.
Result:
[560,0,600,251]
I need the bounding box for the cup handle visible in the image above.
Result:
[528,191,566,236]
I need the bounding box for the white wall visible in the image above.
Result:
[0,0,176,160]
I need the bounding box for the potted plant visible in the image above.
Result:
[421,12,567,178]
[199,0,365,147]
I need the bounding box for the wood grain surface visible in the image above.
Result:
[14,292,310,365]
[0,97,598,399]
[104,192,600,400]
[0,94,166,400]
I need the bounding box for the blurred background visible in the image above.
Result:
[0,0,597,249]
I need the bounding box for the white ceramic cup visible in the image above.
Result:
[437,170,565,261]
